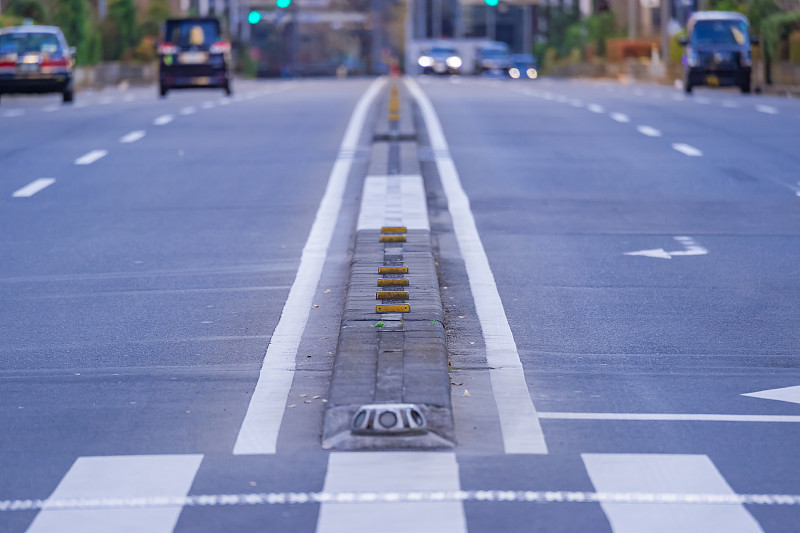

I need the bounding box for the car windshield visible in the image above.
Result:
[0,32,61,56]
[164,20,220,47]
[430,46,457,55]
[691,20,749,45]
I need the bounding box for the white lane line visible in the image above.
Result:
[540,412,800,422]
[637,125,662,137]
[610,113,630,123]
[153,114,174,126]
[407,77,548,455]
[583,454,763,533]
[672,94,686,102]
[232,78,385,455]
[25,455,203,533]
[3,109,25,117]
[12,178,56,198]
[217,98,232,106]
[722,100,739,108]
[357,175,429,231]
[120,130,146,144]
[74,149,108,165]
[570,100,584,108]
[672,143,703,157]
[74,102,88,109]
[180,106,196,115]
[201,101,215,109]
[587,104,605,113]
[756,104,778,115]
[317,453,466,533]
[42,105,60,113]
[695,96,711,105]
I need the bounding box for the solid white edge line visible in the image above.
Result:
[74,150,108,165]
[636,125,662,137]
[672,143,703,157]
[153,114,174,126]
[12,178,56,198]
[405,77,548,455]
[232,77,386,455]
[539,412,800,422]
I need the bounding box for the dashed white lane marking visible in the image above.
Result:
[695,96,711,105]
[583,454,764,533]
[3,109,24,117]
[672,143,703,157]
[12,178,56,198]
[610,113,630,123]
[201,101,215,109]
[539,412,800,422]
[74,150,108,165]
[672,94,686,102]
[3,489,800,512]
[180,106,196,115]
[317,453,466,533]
[217,98,232,106]
[42,105,59,113]
[407,77,548,455]
[722,100,739,108]
[756,104,778,115]
[570,100,584,108]
[24,454,203,533]
[153,114,174,126]
[232,78,385,455]
[637,125,662,137]
[357,175,429,231]
[120,130,146,144]
[587,104,605,113]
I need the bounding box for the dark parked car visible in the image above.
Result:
[0,25,75,103]
[418,44,462,75]
[158,17,232,97]
[680,11,756,94]
[474,41,511,75]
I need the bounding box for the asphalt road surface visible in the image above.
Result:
[1,75,799,532]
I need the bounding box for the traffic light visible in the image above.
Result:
[276,0,291,7]
[247,10,261,24]
[485,0,499,5]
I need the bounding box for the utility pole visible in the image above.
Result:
[661,0,670,62]
[628,0,637,38]
[486,5,495,41]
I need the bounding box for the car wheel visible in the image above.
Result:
[740,81,751,94]
[684,81,693,94]
[62,89,74,103]
[159,85,168,98]
[224,82,232,96]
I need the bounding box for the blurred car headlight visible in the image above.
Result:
[446,56,462,69]
[527,68,538,79]
[509,68,520,79]
[686,49,699,67]
[418,56,433,68]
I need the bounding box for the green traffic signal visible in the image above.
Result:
[485,0,499,5]
[247,10,261,24]
[276,0,291,7]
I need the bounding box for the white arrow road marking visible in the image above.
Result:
[637,125,662,137]
[13,178,56,198]
[120,130,146,143]
[587,104,605,113]
[672,143,703,157]
[610,113,630,123]
[742,385,800,405]
[153,114,174,126]
[756,105,778,115]
[74,150,108,165]
[625,236,708,259]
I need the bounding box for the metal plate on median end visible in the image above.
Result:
[352,403,426,435]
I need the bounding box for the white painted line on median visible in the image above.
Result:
[587,104,605,113]
[407,77,548,455]
[317,453,466,533]
[25,454,203,533]
[74,150,108,165]
[12,178,56,198]
[357,175,429,231]
[3,109,24,117]
[610,113,630,123]
[179,106,196,115]
[539,412,800,422]
[637,125,662,137]
[153,114,174,126]
[583,454,764,533]
[672,143,703,157]
[232,78,385,455]
[756,104,778,115]
[120,130,146,144]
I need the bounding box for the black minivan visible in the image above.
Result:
[681,11,757,94]
[158,17,232,97]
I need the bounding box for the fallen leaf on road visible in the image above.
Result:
[323,289,332,293]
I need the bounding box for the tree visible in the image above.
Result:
[6,0,48,23]
[139,0,170,38]
[55,0,89,62]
